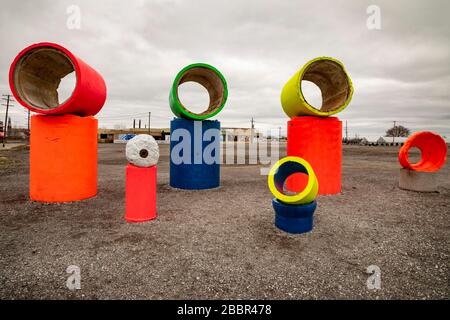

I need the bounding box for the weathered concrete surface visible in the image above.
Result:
[399,168,438,192]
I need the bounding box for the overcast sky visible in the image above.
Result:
[1,0,449,139]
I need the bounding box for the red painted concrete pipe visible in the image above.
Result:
[398,131,447,172]
[125,164,157,222]
[286,116,342,195]
[9,42,106,116]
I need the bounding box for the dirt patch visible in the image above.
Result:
[0,144,448,299]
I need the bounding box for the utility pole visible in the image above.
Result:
[2,94,14,148]
[148,112,151,135]
[279,126,282,140]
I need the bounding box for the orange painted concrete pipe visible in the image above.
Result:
[125,164,157,222]
[398,131,447,172]
[30,114,98,202]
[286,116,342,195]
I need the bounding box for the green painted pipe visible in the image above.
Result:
[169,63,228,120]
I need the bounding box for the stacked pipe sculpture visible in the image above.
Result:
[281,57,353,195]
[9,42,107,202]
[125,134,159,222]
[169,63,227,189]
[268,156,319,234]
[398,131,447,192]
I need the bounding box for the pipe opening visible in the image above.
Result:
[12,47,76,110]
[399,132,447,172]
[301,59,351,112]
[177,81,210,114]
[139,149,149,159]
[274,160,310,196]
[176,66,225,116]
[407,147,422,166]
[301,81,323,110]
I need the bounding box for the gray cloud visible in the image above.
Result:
[1,0,449,139]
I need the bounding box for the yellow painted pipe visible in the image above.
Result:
[281,57,354,117]
[267,156,319,205]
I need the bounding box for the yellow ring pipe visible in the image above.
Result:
[267,156,319,205]
[281,57,354,117]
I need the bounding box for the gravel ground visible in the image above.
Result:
[0,143,448,299]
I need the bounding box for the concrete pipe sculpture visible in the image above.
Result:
[125,134,159,222]
[126,134,160,167]
[169,63,228,120]
[268,156,318,205]
[398,132,447,172]
[9,42,107,116]
[282,57,352,195]
[268,156,319,234]
[170,118,221,190]
[10,42,106,202]
[280,57,353,118]
[272,199,317,234]
[169,63,226,190]
[398,132,447,192]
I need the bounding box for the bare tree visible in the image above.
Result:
[385,125,410,138]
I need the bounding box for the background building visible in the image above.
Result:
[222,127,260,142]
[98,128,170,143]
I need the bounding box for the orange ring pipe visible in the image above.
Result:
[398,131,447,172]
